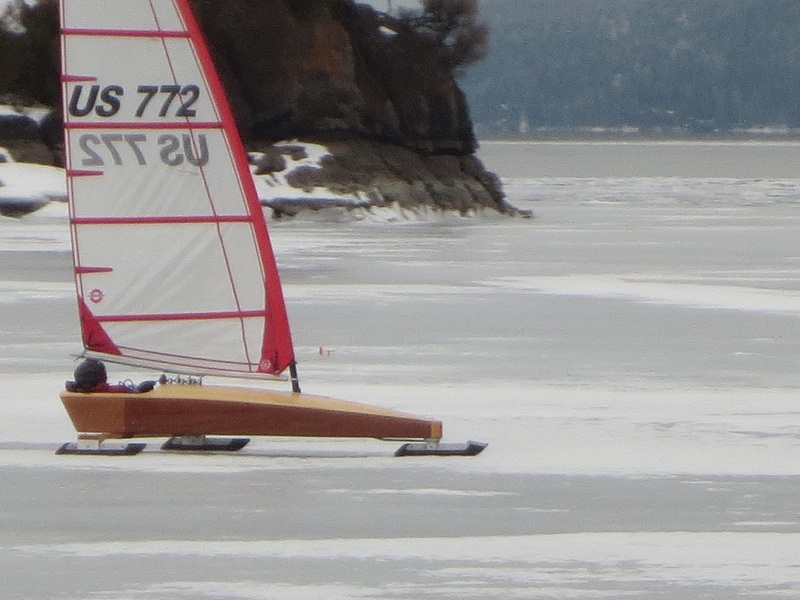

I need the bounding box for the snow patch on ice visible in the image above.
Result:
[119,582,380,600]
[0,280,72,303]
[495,274,800,314]
[326,487,514,497]
[0,207,70,249]
[15,532,800,587]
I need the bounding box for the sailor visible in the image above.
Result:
[66,358,156,393]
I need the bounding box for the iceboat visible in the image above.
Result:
[56,0,485,458]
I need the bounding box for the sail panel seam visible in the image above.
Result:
[61,75,97,83]
[67,169,103,177]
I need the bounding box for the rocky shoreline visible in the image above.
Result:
[252,139,524,218]
[1,106,528,219]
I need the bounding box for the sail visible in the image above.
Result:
[59,0,295,377]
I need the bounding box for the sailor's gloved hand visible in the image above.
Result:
[136,380,157,393]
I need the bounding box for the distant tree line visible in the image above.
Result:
[461,0,800,135]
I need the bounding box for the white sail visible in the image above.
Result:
[60,0,295,377]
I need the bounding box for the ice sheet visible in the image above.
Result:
[3,141,800,599]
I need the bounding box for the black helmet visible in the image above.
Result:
[73,358,107,391]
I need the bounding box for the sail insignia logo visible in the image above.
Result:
[88,288,105,304]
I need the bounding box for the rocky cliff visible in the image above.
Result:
[192,0,476,154]
[190,0,517,216]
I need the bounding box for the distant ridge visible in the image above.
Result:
[463,0,800,136]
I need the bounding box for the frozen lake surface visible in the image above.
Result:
[2,141,800,598]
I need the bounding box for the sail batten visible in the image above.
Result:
[72,216,254,225]
[61,0,296,378]
[65,122,224,130]
[63,28,190,38]
[67,170,103,177]
[61,75,98,83]
[96,310,269,323]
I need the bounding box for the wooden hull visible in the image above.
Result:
[59,384,443,441]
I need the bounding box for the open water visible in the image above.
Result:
[2,140,800,598]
